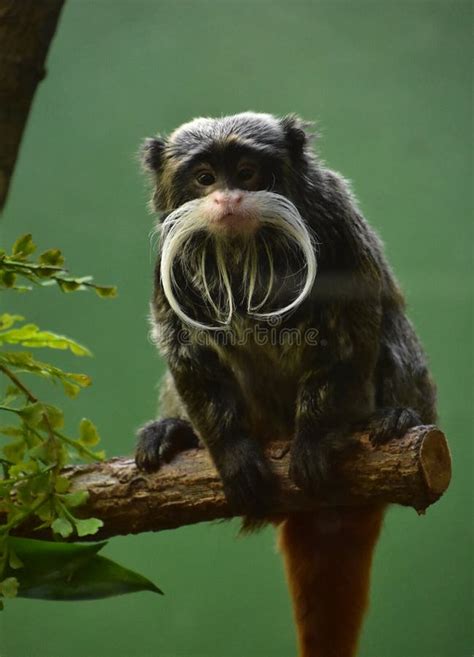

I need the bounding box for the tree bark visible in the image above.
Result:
[0,0,65,211]
[17,425,450,541]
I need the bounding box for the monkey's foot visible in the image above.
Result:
[135,418,200,472]
[366,408,421,446]
[289,428,355,496]
[217,441,277,517]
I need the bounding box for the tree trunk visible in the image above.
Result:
[0,0,65,211]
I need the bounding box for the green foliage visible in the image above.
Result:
[1,537,162,602]
[0,321,91,356]
[0,234,117,298]
[0,235,160,606]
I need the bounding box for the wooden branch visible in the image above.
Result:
[16,425,451,541]
[0,0,65,211]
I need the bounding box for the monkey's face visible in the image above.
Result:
[142,113,318,329]
[182,151,270,238]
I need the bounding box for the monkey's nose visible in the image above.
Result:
[211,191,243,207]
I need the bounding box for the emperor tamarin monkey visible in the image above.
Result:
[135,113,437,657]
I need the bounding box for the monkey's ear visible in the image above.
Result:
[280,115,314,156]
[141,137,166,172]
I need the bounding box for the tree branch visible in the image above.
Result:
[15,425,451,540]
[0,0,65,211]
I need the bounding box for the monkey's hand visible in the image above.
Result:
[212,438,276,517]
[135,418,200,472]
[365,407,421,446]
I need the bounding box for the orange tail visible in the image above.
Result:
[278,506,385,657]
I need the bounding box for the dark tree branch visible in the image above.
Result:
[14,425,452,540]
[0,0,65,211]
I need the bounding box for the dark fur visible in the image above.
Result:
[136,112,437,515]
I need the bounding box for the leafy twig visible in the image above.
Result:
[0,233,115,604]
[0,364,37,403]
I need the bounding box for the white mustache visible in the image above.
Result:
[156,191,317,330]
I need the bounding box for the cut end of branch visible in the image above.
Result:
[420,427,452,499]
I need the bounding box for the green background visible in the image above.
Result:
[0,1,472,656]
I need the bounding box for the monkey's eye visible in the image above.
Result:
[237,167,257,183]
[196,171,216,186]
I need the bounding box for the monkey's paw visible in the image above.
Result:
[218,443,276,517]
[289,428,353,497]
[366,408,421,446]
[135,418,200,472]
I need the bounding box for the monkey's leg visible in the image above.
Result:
[135,418,199,472]
[279,506,385,657]
[290,362,376,495]
[366,317,437,446]
[169,346,275,516]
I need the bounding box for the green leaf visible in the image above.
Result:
[8,550,24,570]
[0,271,16,288]
[68,373,91,386]
[0,577,19,599]
[1,384,24,405]
[0,352,91,395]
[61,380,81,398]
[75,517,103,537]
[54,476,70,494]
[57,280,80,293]
[8,537,104,565]
[94,285,117,299]
[39,404,64,430]
[0,425,23,438]
[0,314,24,330]
[2,439,25,464]
[0,325,91,356]
[56,554,163,599]
[35,267,60,279]
[0,352,33,368]
[5,538,106,594]
[51,517,74,538]
[55,276,93,294]
[12,234,35,259]
[3,538,162,601]
[17,403,43,427]
[39,249,64,268]
[13,550,162,600]
[61,490,89,509]
[79,418,100,446]
[27,442,53,463]
[8,459,38,477]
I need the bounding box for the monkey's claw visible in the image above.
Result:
[135,418,199,472]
